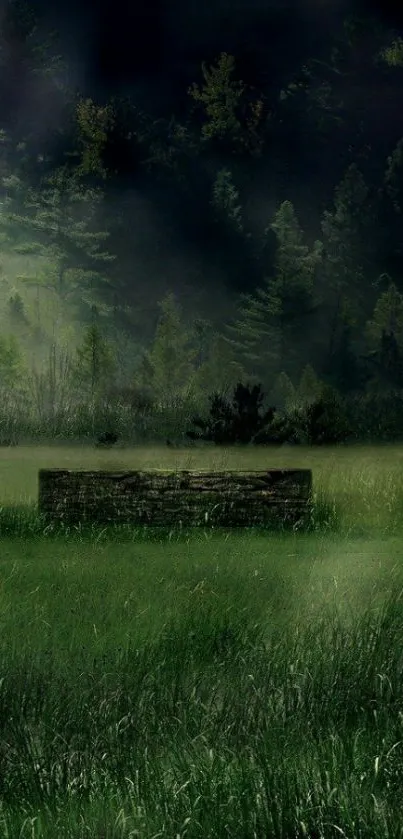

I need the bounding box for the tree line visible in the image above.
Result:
[1,2,403,441]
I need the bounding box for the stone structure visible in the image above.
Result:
[38,468,312,528]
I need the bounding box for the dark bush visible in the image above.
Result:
[302,387,351,444]
[252,411,302,445]
[253,387,351,446]
[345,389,403,442]
[186,382,275,444]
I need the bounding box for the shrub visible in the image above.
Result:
[302,386,352,444]
[253,386,351,446]
[345,389,403,442]
[186,382,275,444]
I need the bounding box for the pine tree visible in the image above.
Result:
[320,164,373,377]
[0,333,26,395]
[188,52,265,155]
[145,292,196,407]
[366,282,403,350]
[223,200,321,385]
[211,168,243,233]
[270,201,321,376]
[192,318,213,369]
[74,97,114,181]
[269,371,296,412]
[0,162,115,325]
[382,138,403,279]
[297,364,323,407]
[380,37,403,67]
[364,283,403,390]
[190,331,245,407]
[223,284,281,387]
[72,314,116,401]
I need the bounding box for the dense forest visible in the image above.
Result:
[2,0,403,443]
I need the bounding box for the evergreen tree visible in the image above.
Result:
[72,312,116,401]
[145,292,196,407]
[192,318,213,369]
[211,168,244,233]
[0,333,26,395]
[269,371,296,412]
[7,290,29,328]
[0,163,115,324]
[190,331,245,407]
[364,282,403,390]
[380,37,403,67]
[188,52,265,156]
[320,164,374,381]
[297,363,323,407]
[366,282,403,349]
[74,97,115,181]
[223,284,281,388]
[223,200,321,385]
[270,201,321,377]
[381,138,403,280]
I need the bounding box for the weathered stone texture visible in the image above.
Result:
[38,468,312,527]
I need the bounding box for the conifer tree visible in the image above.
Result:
[269,371,296,412]
[145,292,196,407]
[190,331,245,407]
[188,52,265,155]
[0,157,115,326]
[72,312,116,401]
[364,282,403,390]
[0,334,26,395]
[223,200,321,385]
[211,168,243,233]
[366,282,403,350]
[297,363,323,407]
[320,163,373,378]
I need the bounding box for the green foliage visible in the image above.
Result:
[211,168,244,233]
[269,371,296,412]
[190,331,245,406]
[1,164,115,322]
[145,292,196,405]
[377,330,403,389]
[379,37,403,67]
[319,164,374,385]
[188,52,265,154]
[297,363,323,407]
[384,139,403,214]
[366,282,403,350]
[7,290,28,326]
[133,352,157,410]
[75,97,115,179]
[270,201,321,374]
[0,333,26,392]
[224,283,281,379]
[0,9,403,446]
[224,201,320,382]
[321,165,370,314]
[189,53,245,145]
[254,385,351,446]
[301,386,351,444]
[187,381,275,444]
[72,320,116,400]
[346,389,403,441]
[366,290,403,390]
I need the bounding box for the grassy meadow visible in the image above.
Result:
[1,443,403,837]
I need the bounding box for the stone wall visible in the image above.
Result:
[38,468,313,528]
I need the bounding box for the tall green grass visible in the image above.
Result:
[1,441,403,538]
[0,533,403,837]
[0,444,403,836]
